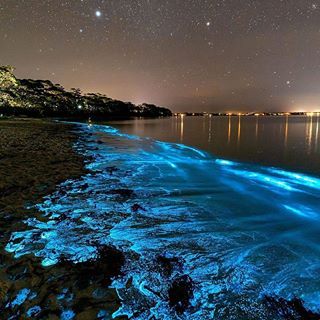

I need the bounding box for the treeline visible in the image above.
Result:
[0,66,172,119]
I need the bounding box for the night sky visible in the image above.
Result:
[1,0,320,112]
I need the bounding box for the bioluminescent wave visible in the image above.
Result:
[6,123,320,319]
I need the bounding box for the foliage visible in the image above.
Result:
[0,66,172,119]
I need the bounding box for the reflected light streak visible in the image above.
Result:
[208,117,212,143]
[307,114,313,154]
[315,114,319,152]
[228,115,231,144]
[180,114,184,142]
[237,114,241,147]
[284,115,289,149]
[255,116,259,141]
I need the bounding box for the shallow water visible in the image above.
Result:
[108,115,320,176]
[6,122,320,319]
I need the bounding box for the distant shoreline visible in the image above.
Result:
[174,112,318,117]
[0,65,172,120]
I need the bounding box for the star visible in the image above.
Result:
[95,10,102,17]
[206,22,211,27]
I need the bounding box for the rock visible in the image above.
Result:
[58,245,125,289]
[131,204,146,213]
[156,255,182,277]
[168,275,194,314]
[53,213,68,222]
[106,166,118,175]
[79,183,89,191]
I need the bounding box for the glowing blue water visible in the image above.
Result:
[6,123,320,319]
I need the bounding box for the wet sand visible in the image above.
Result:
[0,119,124,319]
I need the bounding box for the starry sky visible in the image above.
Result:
[1,0,320,112]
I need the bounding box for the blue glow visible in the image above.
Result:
[215,159,237,166]
[283,205,318,219]
[97,310,107,318]
[221,168,297,192]
[5,122,320,318]
[176,143,208,158]
[9,288,30,307]
[27,306,41,317]
[268,168,320,191]
[61,310,75,320]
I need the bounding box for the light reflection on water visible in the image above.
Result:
[5,122,320,319]
[109,115,320,175]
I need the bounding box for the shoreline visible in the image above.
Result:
[1,118,320,319]
[0,119,125,319]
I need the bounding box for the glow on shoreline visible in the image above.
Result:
[268,168,320,190]
[283,205,318,219]
[4,122,320,318]
[215,159,237,166]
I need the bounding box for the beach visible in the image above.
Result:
[1,119,320,319]
[0,119,124,319]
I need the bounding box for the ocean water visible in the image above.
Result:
[6,121,320,319]
[108,115,320,176]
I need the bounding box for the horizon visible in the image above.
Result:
[4,65,320,115]
[1,1,320,112]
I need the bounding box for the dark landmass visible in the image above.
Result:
[0,66,172,119]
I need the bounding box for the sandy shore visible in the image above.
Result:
[0,119,124,319]
[0,119,86,215]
